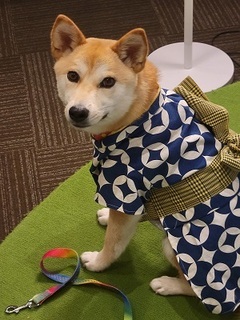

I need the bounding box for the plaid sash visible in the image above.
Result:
[145,77,240,220]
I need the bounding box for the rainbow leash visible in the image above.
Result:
[5,248,133,319]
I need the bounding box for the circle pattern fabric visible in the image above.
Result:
[162,177,240,314]
[90,89,240,314]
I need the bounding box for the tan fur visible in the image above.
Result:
[51,14,195,298]
[107,60,159,133]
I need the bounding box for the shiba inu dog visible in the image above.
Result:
[51,15,240,314]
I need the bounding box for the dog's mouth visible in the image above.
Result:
[69,112,109,129]
[101,113,108,121]
[70,122,90,128]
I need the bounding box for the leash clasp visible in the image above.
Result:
[5,299,37,314]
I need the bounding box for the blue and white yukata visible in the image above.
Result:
[90,88,240,314]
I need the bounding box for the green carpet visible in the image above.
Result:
[0,82,239,320]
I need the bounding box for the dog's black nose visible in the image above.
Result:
[69,106,89,122]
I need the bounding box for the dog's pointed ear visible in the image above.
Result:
[51,14,86,60]
[112,28,149,73]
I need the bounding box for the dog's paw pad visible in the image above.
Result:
[97,208,110,226]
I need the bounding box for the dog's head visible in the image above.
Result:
[51,15,149,134]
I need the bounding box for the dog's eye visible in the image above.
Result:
[99,77,116,89]
[67,71,80,83]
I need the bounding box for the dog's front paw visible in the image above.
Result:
[81,251,108,272]
[150,276,194,296]
[150,276,180,295]
[97,208,110,226]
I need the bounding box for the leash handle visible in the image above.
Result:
[5,248,133,320]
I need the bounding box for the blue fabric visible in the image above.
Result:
[90,89,221,215]
[90,88,240,314]
[161,175,240,314]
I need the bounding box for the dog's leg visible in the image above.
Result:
[150,236,196,296]
[81,209,141,272]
